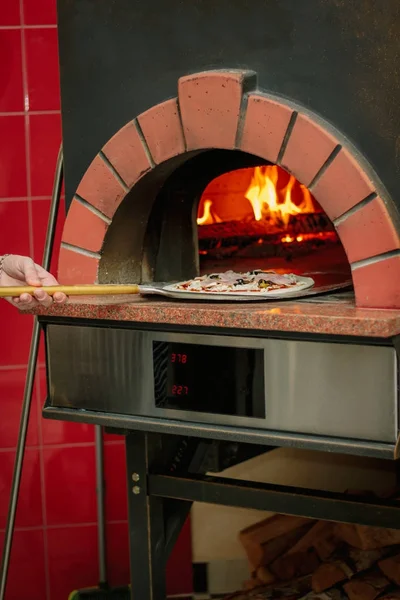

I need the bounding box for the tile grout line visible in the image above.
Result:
[0,439,124,452]
[0,364,31,370]
[19,4,35,259]
[0,25,58,30]
[0,519,129,534]
[0,111,60,116]
[0,196,53,202]
[0,442,97,453]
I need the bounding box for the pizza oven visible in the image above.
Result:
[55,1,400,309]
[58,66,399,305]
[34,2,400,598]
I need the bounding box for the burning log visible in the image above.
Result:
[198,213,339,261]
[198,213,334,243]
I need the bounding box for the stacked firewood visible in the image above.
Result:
[223,494,400,600]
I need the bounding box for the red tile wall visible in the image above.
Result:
[0,1,193,597]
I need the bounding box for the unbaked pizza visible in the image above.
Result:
[164,270,314,295]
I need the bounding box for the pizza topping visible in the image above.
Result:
[258,279,274,288]
[171,269,301,294]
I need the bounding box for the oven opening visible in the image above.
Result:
[100,149,352,289]
[197,164,350,281]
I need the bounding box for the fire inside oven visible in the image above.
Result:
[196,163,350,279]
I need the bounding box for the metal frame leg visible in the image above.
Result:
[126,432,166,600]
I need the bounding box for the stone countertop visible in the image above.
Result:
[27,292,400,338]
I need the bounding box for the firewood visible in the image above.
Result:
[287,521,338,561]
[240,515,313,546]
[348,546,392,571]
[271,547,321,581]
[344,572,391,600]
[299,589,347,600]
[259,523,312,567]
[239,515,313,569]
[335,523,400,550]
[311,544,391,593]
[378,552,400,585]
[240,539,266,572]
[269,522,340,582]
[243,577,263,591]
[252,576,312,599]
[314,533,339,561]
[312,561,354,592]
[225,576,313,599]
[255,566,275,585]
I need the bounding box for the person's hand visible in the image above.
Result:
[0,254,67,309]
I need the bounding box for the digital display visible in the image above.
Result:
[153,341,265,418]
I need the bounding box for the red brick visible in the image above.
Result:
[281,113,338,187]
[57,246,99,285]
[103,121,152,188]
[138,98,185,164]
[62,198,109,254]
[336,196,400,264]
[240,94,293,163]
[178,71,247,150]
[76,155,126,219]
[352,256,400,309]
[311,148,375,221]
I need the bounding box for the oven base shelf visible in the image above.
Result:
[120,432,400,600]
[43,404,399,460]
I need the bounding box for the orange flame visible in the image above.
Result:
[197,199,222,225]
[244,166,314,226]
[196,166,315,228]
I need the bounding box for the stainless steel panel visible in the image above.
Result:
[45,324,398,444]
[264,340,397,442]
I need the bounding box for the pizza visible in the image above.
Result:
[166,269,310,294]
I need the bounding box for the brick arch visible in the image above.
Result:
[59,70,400,308]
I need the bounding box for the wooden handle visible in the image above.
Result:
[0,284,141,297]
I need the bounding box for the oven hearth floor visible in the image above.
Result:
[29,292,400,337]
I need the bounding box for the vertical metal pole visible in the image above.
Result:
[95,425,107,587]
[125,432,166,600]
[0,146,64,600]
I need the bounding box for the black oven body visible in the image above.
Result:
[56,0,400,215]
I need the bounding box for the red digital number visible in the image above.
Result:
[171,353,188,364]
[171,384,189,396]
